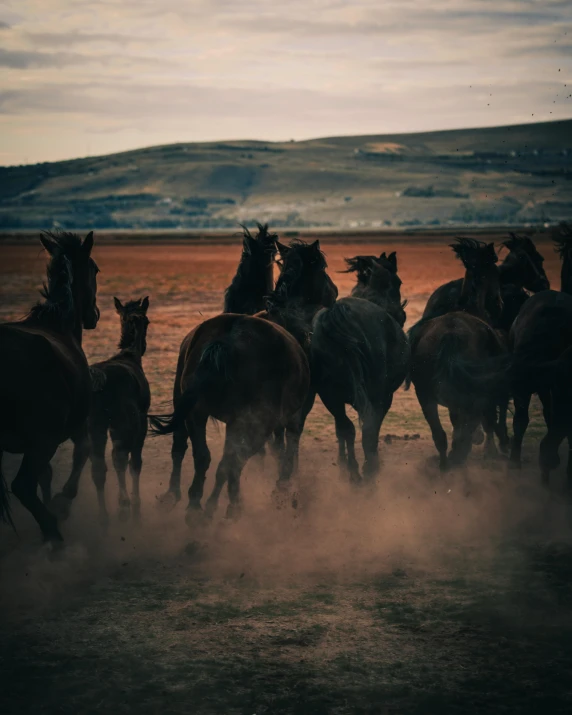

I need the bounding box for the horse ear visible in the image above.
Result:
[276,241,290,260]
[40,233,57,255]
[310,240,320,251]
[114,297,123,313]
[141,296,150,313]
[82,231,94,256]
[387,251,397,270]
[380,252,387,260]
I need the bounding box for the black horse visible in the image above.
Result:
[312,254,409,482]
[409,239,508,471]
[424,233,549,330]
[223,223,278,314]
[0,231,99,542]
[88,297,151,523]
[509,224,572,484]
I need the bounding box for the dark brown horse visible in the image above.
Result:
[0,230,99,542]
[151,239,335,516]
[509,223,572,483]
[223,223,277,314]
[312,255,409,481]
[409,239,508,471]
[87,297,151,523]
[149,314,310,520]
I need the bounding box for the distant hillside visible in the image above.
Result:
[1,119,571,230]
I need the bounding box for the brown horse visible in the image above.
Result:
[0,230,99,542]
[87,297,151,523]
[409,239,508,471]
[149,314,310,520]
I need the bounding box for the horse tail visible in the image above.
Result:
[312,302,377,413]
[0,456,14,529]
[149,340,233,435]
[435,333,505,397]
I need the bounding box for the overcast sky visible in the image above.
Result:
[0,0,570,165]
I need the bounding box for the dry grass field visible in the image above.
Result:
[1,238,572,714]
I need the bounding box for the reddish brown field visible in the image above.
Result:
[1,239,571,715]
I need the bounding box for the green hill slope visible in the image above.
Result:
[1,119,571,230]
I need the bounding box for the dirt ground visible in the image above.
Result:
[1,239,572,714]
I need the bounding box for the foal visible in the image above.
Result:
[410,239,508,471]
[89,298,151,522]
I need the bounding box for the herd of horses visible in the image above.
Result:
[1,223,571,546]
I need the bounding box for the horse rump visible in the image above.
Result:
[149,340,233,435]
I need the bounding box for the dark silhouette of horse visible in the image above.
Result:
[223,223,277,314]
[87,297,151,523]
[311,254,409,482]
[0,230,99,542]
[423,233,549,330]
[509,224,572,484]
[409,239,508,471]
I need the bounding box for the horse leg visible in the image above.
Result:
[204,420,267,519]
[90,420,109,526]
[12,444,62,543]
[320,392,360,482]
[186,414,211,514]
[494,395,510,454]
[50,424,90,521]
[539,424,566,487]
[128,417,147,521]
[361,403,385,480]
[417,392,448,472]
[38,463,53,505]
[509,392,531,469]
[482,402,500,460]
[163,427,188,504]
[110,432,131,521]
[449,409,479,467]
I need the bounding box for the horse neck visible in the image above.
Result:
[498,254,523,287]
[561,253,572,295]
[119,323,145,361]
[460,268,488,318]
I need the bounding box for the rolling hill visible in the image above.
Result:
[1,119,571,231]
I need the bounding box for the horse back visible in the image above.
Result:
[177,314,309,423]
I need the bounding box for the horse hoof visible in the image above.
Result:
[155,490,180,511]
[48,494,73,522]
[271,484,290,509]
[472,427,484,446]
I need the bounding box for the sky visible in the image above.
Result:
[0,0,570,165]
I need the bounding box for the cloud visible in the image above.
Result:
[0,48,88,69]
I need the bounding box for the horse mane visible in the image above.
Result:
[27,230,84,329]
[451,237,498,270]
[502,232,536,254]
[274,239,327,294]
[223,223,278,314]
[553,222,572,258]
